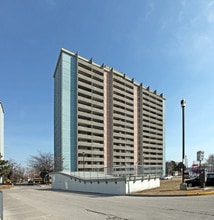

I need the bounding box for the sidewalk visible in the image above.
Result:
[129,178,214,197]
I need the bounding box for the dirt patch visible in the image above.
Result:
[134,177,214,195]
[0,185,13,190]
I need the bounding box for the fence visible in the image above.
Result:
[106,165,162,178]
[70,165,162,180]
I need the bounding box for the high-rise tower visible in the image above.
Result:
[54,48,165,174]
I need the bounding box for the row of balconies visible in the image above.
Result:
[113,145,134,152]
[78,95,104,108]
[113,133,133,140]
[78,121,103,129]
[78,81,104,95]
[113,87,133,100]
[113,98,133,108]
[142,107,162,116]
[77,120,103,128]
[145,112,163,120]
[142,115,163,124]
[77,149,104,156]
[78,65,103,81]
[142,89,164,100]
[113,118,134,125]
[142,97,163,107]
[142,99,163,110]
[142,132,163,140]
[142,121,163,130]
[142,105,163,116]
[143,147,163,153]
[113,126,134,134]
[113,105,133,114]
[113,112,133,120]
[142,137,163,144]
[113,74,134,89]
[113,158,134,163]
[113,136,133,141]
[78,157,104,163]
[113,82,133,95]
[78,111,103,120]
[142,143,163,149]
[78,130,104,137]
[78,59,104,75]
[78,108,103,118]
[112,93,133,105]
[142,125,163,132]
[78,87,103,100]
[143,158,163,163]
[78,137,103,143]
[142,128,163,136]
[78,112,104,124]
[114,151,133,155]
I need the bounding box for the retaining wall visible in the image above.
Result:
[51,172,160,195]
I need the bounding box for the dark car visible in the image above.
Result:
[185,172,214,187]
[206,172,214,186]
[185,176,200,187]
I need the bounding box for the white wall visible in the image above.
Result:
[51,173,126,195]
[126,178,160,194]
[51,173,160,195]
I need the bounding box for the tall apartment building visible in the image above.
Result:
[54,48,165,174]
[0,101,4,157]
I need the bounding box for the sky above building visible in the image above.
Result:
[0,0,214,167]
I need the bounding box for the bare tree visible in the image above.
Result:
[28,151,54,180]
[8,159,26,183]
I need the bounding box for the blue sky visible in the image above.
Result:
[0,0,214,167]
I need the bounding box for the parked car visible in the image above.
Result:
[206,172,214,186]
[185,172,214,187]
[28,179,33,184]
[160,175,173,180]
[185,176,200,187]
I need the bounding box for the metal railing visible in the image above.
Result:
[70,165,162,181]
[106,165,162,178]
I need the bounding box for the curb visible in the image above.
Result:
[187,191,214,196]
[128,190,214,197]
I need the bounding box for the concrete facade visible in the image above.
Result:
[53,48,166,175]
[51,172,160,195]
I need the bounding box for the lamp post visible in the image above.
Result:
[180,99,187,190]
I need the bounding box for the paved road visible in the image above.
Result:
[2,184,214,220]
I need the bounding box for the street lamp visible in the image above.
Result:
[180,99,187,190]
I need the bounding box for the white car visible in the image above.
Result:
[161,175,173,180]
